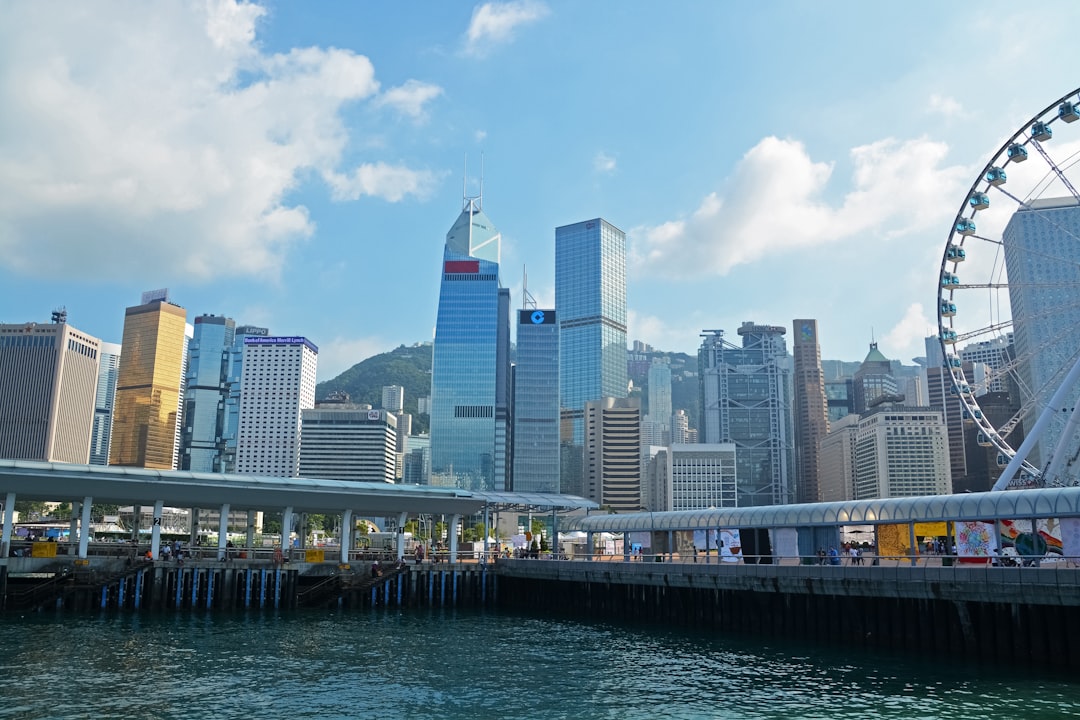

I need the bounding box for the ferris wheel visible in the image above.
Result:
[937,86,1080,490]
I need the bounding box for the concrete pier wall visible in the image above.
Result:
[493,560,1080,670]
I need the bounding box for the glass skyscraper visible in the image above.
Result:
[512,308,560,493]
[699,323,795,507]
[180,314,235,472]
[221,325,269,473]
[110,291,187,469]
[429,197,511,491]
[555,218,627,494]
[89,341,121,465]
[1004,198,1080,472]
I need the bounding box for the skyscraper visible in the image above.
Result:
[853,407,951,499]
[180,314,235,472]
[235,336,318,477]
[667,443,738,511]
[699,323,795,506]
[382,385,405,412]
[792,319,829,503]
[429,195,511,491]
[512,308,560,493]
[644,358,672,446]
[89,341,121,466]
[222,325,269,473]
[556,218,627,494]
[110,290,187,469]
[1004,198,1080,471]
[853,342,899,413]
[299,403,397,483]
[584,396,641,511]
[0,317,101,463]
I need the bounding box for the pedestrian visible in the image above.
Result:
[828,546,840,566]
[849,545,859,565]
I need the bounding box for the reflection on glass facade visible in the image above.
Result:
[699,323,794,507]
[1004,199,1080,470]
[555,218,627,495]
[90,341,121,465]
[221,325,269,472]
[429,198,511,491]
[110,298,188,469]
[180,315,235,472]
[512,309,560,493]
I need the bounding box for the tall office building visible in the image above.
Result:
[382,385,405,413]
[0,318,101,463]
[642,359,672,449]
[819,414,859,502]
[960,335,1012,394]
[853,342,899,413]
[668,443,738,511]
[299,403,397,483]
[556,218,627,495]
[584,397,641,511]
[792,319,829,503]
[221,325,269,472]
[825,378,855,422]
[429,195,511,491]
[235,336,318,477]
[89,341,121,465]
[180,314,236,472]
[110,290,187,469]
[512,308,560,493]
[699,323,795,506]
[853,407,951,499]
[670,409,692,444]
[1004,198,1080,471]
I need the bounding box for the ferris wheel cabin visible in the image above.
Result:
[955,218,976,235]
[1031,121,1052,141]
[946,244,966,262]
[941,271,960,287]
[968,192,990,211]
[985,167,1006,186]
[1059,102,1080,123]
[1007,143,1028,162]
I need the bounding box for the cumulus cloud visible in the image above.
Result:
[463,0,549,57]
[594,152,617,174]
[630,136,970,279]
[0,1,436,282]
[375,79,444,119]
[882,302,935,361]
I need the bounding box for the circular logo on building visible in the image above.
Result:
[531,310,545,324]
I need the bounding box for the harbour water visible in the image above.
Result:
[1,609,1078,719]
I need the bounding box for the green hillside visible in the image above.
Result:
[316,343,433,433]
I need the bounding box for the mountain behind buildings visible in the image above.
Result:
[315,343,433,433]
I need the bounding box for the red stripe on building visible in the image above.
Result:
[444,260,480,273]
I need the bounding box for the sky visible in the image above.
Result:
[2,1,1080,382]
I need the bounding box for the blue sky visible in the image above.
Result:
[2,1,1079,381]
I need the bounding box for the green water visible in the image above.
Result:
[0,609,1077,719]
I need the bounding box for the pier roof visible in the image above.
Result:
[561,487,1080,532]
[0,460,596,516]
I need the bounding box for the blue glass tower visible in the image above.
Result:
[222,325,269,472]
[180,314,235,472]
[429,196,511,490]
[512,308,560,493]
[555,218,627,495]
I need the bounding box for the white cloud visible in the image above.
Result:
[316,335,396,382]
[927,93,964,119]
[0,1,436,282]
[475,129,488,143]
[463,1,549,57]
[630,135,970,279]
[882,302,935,362]
[375,79,444,119]
[325,163,441,202]
[594,152,617,174]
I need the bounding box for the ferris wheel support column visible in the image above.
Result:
[1043,393,1080,485]
[994,353,1080,490]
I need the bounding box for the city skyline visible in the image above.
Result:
[3,2,1079,381]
